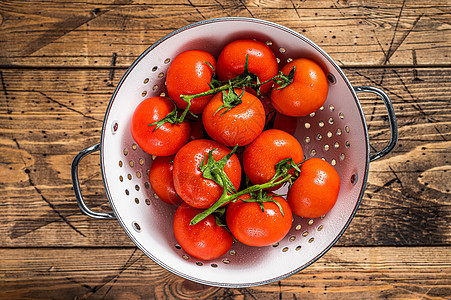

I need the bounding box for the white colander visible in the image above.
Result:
[71,17,397,288]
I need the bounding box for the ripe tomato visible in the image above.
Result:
[216,39,278,94]
[173,139,241,209]
[173,202,233,260]
[271,58,328,117]
[166,50,216,114]
[243,129,303,189]
[130,97,190,156]
[273,112,297,136]
[202,89,265,147]
[287,158,340,218]
[226,193,293,247]
[148,155,181,206]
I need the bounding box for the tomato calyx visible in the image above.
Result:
[273,157,302,183]
[179,56,257,113]
[179,55,281,115]
[190,156,305,225]
[270,67,296,91]
[210,54,261,92]
[214,86,245,116]
[199,144,239,195]
[148,99,196,131]
[240,190,285,216]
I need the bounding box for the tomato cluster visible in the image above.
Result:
[131,39,341,261]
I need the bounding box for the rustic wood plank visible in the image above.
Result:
[0,247,449,299]
[0,0,449,67]
[0,66,449,247]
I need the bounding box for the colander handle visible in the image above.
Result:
[354,86,398,162]
[71,143,116,219]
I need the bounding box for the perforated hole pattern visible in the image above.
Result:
[110,38,357,268]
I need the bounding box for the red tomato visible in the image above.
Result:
[226,193,293,247]
[148,156,181,206]
[202,89,265,147]
[166,50,216,114]
[243,129,303,189]
[271,58,328,117]
[273,112,297,136]
[216,39,278,94]
[173,139,241,209]
[173,202,233,260]
[130,97,190,156]
[287,158,340,218]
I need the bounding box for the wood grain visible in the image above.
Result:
[0,247,449,299]
[0,0,449,298]
[0,67,449,247]
[0,0,449,67]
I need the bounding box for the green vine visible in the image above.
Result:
[190,156,305,225]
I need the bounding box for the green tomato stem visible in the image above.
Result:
[176,96,192,124]
[165,61,296,125]
[177,73,257,123]
[190,172,292,225]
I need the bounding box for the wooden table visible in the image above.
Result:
[1,0,450,299]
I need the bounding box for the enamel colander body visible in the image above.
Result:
[72,17,397,288]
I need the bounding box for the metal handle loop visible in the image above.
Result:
[354,86,398,162]
[71,143,115,219]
